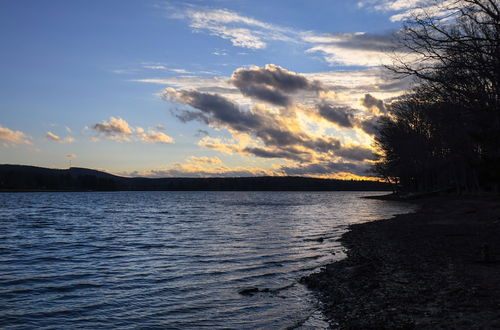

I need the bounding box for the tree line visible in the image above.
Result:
[374,0,500,194]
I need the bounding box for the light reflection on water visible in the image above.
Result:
[0,191,414,329]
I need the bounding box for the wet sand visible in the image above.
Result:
[302,196,500,329]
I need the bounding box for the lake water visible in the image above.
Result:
[0,191,414,329]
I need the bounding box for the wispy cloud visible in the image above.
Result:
[357,0,463,22]
[187,156,223,166]
[46,131,75,143]
[180,8,295,49]
[303,31,397,66]
[168,5,401,67]
[143,65,168,70]
[0,125,32,146]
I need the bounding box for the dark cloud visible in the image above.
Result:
[376,77,412,93]
[231,64,323,106]
[239,84,290,106]
[164,89,263,132]
[336,146,376,162]
[358,117,380,136]
[244,146,310,162]
[361,94,386,114]
[317,103,355,128]
[162,63,383,176]
[303,137,341,154]
[333,32,394,52]
[280,161,370,176]
[174,109,210,124]
[315,101,382,138]
[165,89,342,155]
[195,129,210,137]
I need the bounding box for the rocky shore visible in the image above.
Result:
[302,196,500,329]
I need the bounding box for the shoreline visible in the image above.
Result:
[302,196,500,329]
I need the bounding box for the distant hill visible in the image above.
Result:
[0,164,391,191]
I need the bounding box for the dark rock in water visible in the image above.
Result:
[239,284,294,296]
[238,288,260,296]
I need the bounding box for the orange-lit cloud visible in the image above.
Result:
[124,157,275,178]
[159,64,393,179]
[138,130,174,144]
[0,125,32,146]
[93,117,133,141]
[46,131,75,143]
[92,118,175,144]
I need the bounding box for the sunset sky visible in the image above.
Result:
[0,0,427,179]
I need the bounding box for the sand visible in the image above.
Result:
[302,196,500,329]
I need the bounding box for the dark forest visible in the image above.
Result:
[373,0,500,194]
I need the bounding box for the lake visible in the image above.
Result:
[0,191,414,329]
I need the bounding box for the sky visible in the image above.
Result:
[0,0,432,179]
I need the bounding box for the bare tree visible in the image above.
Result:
[376,0,500,193]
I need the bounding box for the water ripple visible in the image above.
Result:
[0,191,414,329]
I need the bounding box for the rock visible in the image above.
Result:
[238,288,260,295]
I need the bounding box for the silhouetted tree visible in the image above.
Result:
[376,0,500,193]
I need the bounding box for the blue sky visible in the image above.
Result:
[0,0,428,178]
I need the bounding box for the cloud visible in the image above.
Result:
[137,67,410,109]
[244,146,311,162]
[0,125,32,146]
[124,159,377,180]
[361,93,387,114]
[170,68,190,74]
[314,101,385,137]
[195,129,209,137]
[358,116,381,136]
[212,50,227,56]
[92,118,174,144]
[92,117,133,141]
[125,158,274,178]
[231,64,323,106]
[198,136,243,155]
[336,146,376,161]
[317,103,355,128]
[304,31,397,66]
[137,129,174,144]
[66,154,77,158]
[357,0,462,22]
[181,8,294,50]
[46,131,75,143]
[163,89,262,131]
[164,88,343,158]
[280,161,371,177]
[93,117,133,135]
[134,75,241,99]
[187,156,223,166]
[172,6,400,67]
[143,65,167,70]
[157,64,410,178]
[46,131,61,141]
